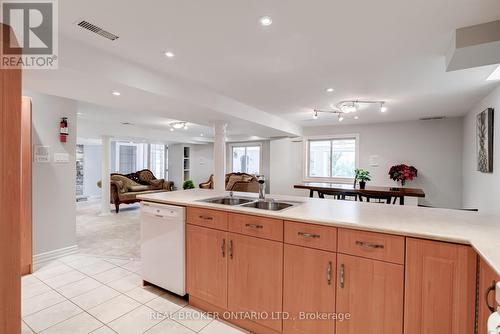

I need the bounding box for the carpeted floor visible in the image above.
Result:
[76,200,141,260]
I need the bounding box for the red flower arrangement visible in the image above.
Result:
[389,164,418,186]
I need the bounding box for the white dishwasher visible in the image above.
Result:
[141,201,186,296]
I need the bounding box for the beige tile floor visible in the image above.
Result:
[22,254,249,334]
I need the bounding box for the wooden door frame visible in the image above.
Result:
[0,23,22,334]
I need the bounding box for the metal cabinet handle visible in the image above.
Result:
[229,240,233,259]
[221,239,226,258]
[245,224,264,229]
[355,240,384,249]
[155,214,164,218]
[486,281,497,312]
[327,261,332,285]
[298,232,320,239]
[199,215,213,221]
[339,264,345,288]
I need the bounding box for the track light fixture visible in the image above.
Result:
[312,99,388,121]
[169,121,189,131]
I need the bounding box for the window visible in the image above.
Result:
[305,136,358,181]
[114,142,147,174]
[118,145,137,174]
[231,145,261,175]
[150,144,166,179]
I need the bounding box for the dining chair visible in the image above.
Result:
[318,190,357,201]
[357,194,393,204]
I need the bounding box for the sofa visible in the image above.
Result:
[98,169,174,213]
[199,173,259,193]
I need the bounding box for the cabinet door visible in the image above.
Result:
[283,244,336,334]
[336,254,404,334]
[186,224,227,309]
[228,233,283,332]
[479,257,500,334]
[404,238,477,334]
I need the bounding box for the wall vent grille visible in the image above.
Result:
[77,20,119,41]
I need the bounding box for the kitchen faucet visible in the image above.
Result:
[258,175,266,200]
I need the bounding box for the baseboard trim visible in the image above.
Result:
[33,245,79,270]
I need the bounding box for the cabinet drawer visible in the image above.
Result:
[228,213,283,241]
[187,207,228,231]
[284,221,337,252]
[338,229,404,264]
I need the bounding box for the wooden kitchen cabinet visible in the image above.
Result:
[336,254,404,334]
[283,244,336,334]
[479,257,500,334]
[404,238,477,334]
[228,233,283,332]
[186,224,228,309]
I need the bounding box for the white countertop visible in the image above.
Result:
[138,189,500,275]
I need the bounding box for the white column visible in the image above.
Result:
[100,135,112,216]
[213,122,227,191]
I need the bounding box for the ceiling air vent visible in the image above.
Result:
[419,116,446,121]
[77,20,119,41]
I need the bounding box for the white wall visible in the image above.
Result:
[463,84,500,214]
[27,91,78,255]
[271,118,464,208]
[168,143,214,189]
[83,144,102,198]
[191,144,214,186]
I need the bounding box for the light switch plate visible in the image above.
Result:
[369,155,379,167]
[54,152,70,163]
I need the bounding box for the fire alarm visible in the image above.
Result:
[59,117,68,142]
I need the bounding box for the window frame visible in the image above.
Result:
[149,143,167,179]
[114,142,148,174]
[303,134,359,183]
[228,142,263,175]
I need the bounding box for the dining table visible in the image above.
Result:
[293,182,425,205]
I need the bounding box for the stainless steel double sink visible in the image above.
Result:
[198,196,302,211]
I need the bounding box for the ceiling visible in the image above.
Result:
[22,0,500,137]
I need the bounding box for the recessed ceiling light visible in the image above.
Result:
[260,16,273,26]
[169,128,174,132]
[200,133,204,137]
[354,116,359,120]
[111,91,121,96]
[487,65,500,81]
[380,102,388,113]
[338,115,344,122]
[326,88,334,93]
[164,51,175,58]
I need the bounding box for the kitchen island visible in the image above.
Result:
[139,189,500,334]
